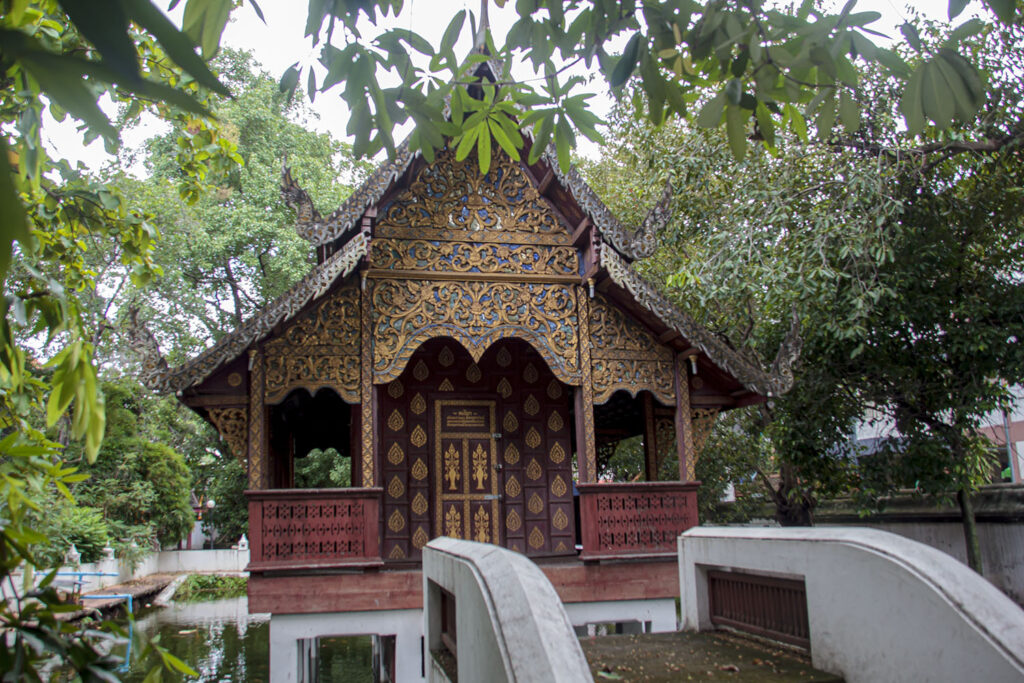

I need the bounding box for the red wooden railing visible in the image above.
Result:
[708,570,810,650]
[246,488,383,571]
[577,482,699,559]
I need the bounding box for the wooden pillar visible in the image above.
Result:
[642,392,658,482]
[673,354,696,482]
[574,289,597,483]
[359,275,378,487]
[247,347,267,489]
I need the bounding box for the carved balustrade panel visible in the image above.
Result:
[371,279,581,385]
[263,284,361,404]
[578,482,698,558]
[589,294,675,405]
[247,489,381,570]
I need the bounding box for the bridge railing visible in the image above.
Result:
[578,482,698,560]
[246,488,383,571]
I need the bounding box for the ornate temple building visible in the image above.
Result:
[138,88,795,680]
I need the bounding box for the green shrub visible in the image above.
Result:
[173,574,247,602]
[37,506,111,567]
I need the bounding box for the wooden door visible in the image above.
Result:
[434,399,500,545]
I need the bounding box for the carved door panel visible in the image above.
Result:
[434,400,500,545]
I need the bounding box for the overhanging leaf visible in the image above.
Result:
[183,0,232,60]
[0,138,30,282]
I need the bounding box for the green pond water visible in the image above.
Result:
[120,597,375,682]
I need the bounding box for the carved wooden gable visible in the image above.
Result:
[368,147,582,385]
[589,293,675,405]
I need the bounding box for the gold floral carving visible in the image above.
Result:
[589,294,676,405]
[389,545,405,559]
[471,444,489,489]
[444,444,460,490]
[248,348,266,489]
[388,509,405,532]
[360,285,374,486]
[555,540,567,552]
[553,508,568,531]
[411,425,427,447]
[525,427,541,449]
[497,377,512,398]
[528,492,544,514]
[388,476,405,499]
[548,411,564,432]
[387,442,405,465]
[370,238,577,277]
[264,285,360,404]
[387,409,404,431]
[445,507,461,537]
[523,363,538,383]
[413,526,429,549]
[412,458,428,480]
[412,492,428,516]
[439,378,454,392]
[473,508,491,543]
[504,443,520,465]
[496,347,511,367]
[506,508,522,532]
[466,363,482,383]
[526,458,542,480]
[411,393,426,415]
[387,379,404,398]
[375,146,571,246]
[691,408,720,461]
[505,475,521,498]
[413,359,429,381]
[524,395,539,416]
[547,380,562,399]
[529,527,544,549]
[503,411,519,432]
[678,363,696,481]
[371,280,580,384]
[208,407,247,463]
[576,291,597,482]
[551,474,567,498]
[549,442,566,464]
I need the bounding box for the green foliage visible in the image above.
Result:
[35,505,111,567]
[173,574,248,603]
[204,456,248,545]
[293,448,352,489]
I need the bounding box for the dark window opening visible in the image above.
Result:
[268,388,354,488]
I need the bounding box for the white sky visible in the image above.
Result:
[42,0,978,171]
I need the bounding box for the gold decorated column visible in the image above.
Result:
[574,288,597,483]
[360,277,378,487]
[247,348,267,489]
[673,353,696,482]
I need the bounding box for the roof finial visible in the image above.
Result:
[474,0,490,52]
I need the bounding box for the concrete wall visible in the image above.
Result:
[679,526,1024,683]
[423,537,592,683]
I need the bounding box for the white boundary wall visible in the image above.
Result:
[679,526,1024,683]
[423,537,592,683]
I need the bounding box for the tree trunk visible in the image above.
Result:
[957,487,983,574]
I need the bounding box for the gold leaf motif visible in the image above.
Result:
[529,527,544,549]
[444,444,461,490]
[412,458,428,480]
[445,506,462,537]
[526,458,542,480]
[389,544,406,559]
[388,475,405,499]
[553,508,568,530]
[505,475,521,498]
[525,427,541,449]
[547,379,562,399]
[411,393,426,415]
[506,508,522,532]
[548,411,564,432]
[523,363,539,383]
[387,409,404,431]
[555,541,567,552]
[549,442,565,464]
[388,509,405,532]
[387,442,405,465]
[466,363,482,383]
[413,526,429,549]
[412,492,428,516]
[439,346,454,367]
[496,346,512,368]
[528,492,544,514]
[413,359,430,381]
[524,394,539,416]
[439,378,454,392]
[471,444,489,490]
[411,425,427,447]
[551,475,567,498]
[473,507,490,543]
[504,443,520,464]
[497,377,512,398]
[387,379,404,399]
[503,411,519,432]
